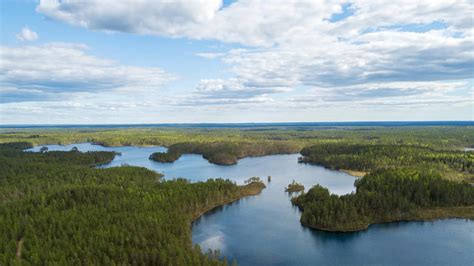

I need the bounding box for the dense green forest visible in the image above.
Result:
[299,143,474,182]
[0,142,264,265]
[293,143,474,231]
[1,126,474,258]
[292,169,474,231]
[150,141,299,165]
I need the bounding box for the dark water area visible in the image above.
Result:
[28,143,474,265]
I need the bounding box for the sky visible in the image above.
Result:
[0,0,473,124]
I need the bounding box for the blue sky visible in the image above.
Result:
[0,0,472,124]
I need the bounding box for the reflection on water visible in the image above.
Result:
[28,143,474,265]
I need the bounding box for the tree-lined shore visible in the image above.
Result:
[0,142,263,265]
[293,143,474,231]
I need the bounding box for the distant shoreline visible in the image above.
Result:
[1,121,473,129]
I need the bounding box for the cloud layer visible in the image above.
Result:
[0,43,174,103]
[2,0,472,123]
[37,0,222,36]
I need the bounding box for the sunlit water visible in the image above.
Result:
[28,143,474,265]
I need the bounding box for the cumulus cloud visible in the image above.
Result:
[195,52,226,59]
[36,0,473,45]
[224,31,474,89]
[28,0,474,117]
[35,0,341,47]
[0,43,175,103]
[196,78,289,99]
[286,81,473,110]
[16,27,38,41]
[37,0,222,35]
[174,78,289,106]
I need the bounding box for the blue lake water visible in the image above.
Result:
[28,143,474,265]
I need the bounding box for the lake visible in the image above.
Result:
[28,143,474,265]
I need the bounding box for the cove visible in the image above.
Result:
[28,143,474,265]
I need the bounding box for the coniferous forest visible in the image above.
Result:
[299,143,474,180]
[294,143,474,231]
[0,142,263,265]
[0,127,473,263]
[150,141,300,165]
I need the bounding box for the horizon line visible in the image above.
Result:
[1,120,473,128]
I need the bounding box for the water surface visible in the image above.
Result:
[28,143,474,265]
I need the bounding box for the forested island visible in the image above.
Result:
[149,141,299,165]
[285,180,304,192]
[294,143,474,231]
[0,142,264,265]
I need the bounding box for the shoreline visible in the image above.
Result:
[340,169,367,178]
[29,142,304,166]
[300,205,474,232]
[191,182,266,222]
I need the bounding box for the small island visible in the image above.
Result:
[285,180,304,192]
[149,150,181,163]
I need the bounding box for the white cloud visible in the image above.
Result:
[36,0,474,86]
[14,0,474,121]
[16,27,38,41]
[223,30,473,89]
[341,0,473,34]
[35,0,341,47]
[201,1,472,107]
[173,78,289,106]
[0,43,175,102]
[289,81,472,105]
[37,0,222,35]
[195,52,225,59]
[196,78,289,99]
[36,1,473,46]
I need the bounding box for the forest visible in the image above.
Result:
[299,143,473,182]
[149,141,300,165]
[1,126,474,262]
[292,169,474,231]
[3,126,471,166]
[0,142,264,265]
[293,143,474,231]
[1,125,473,153]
